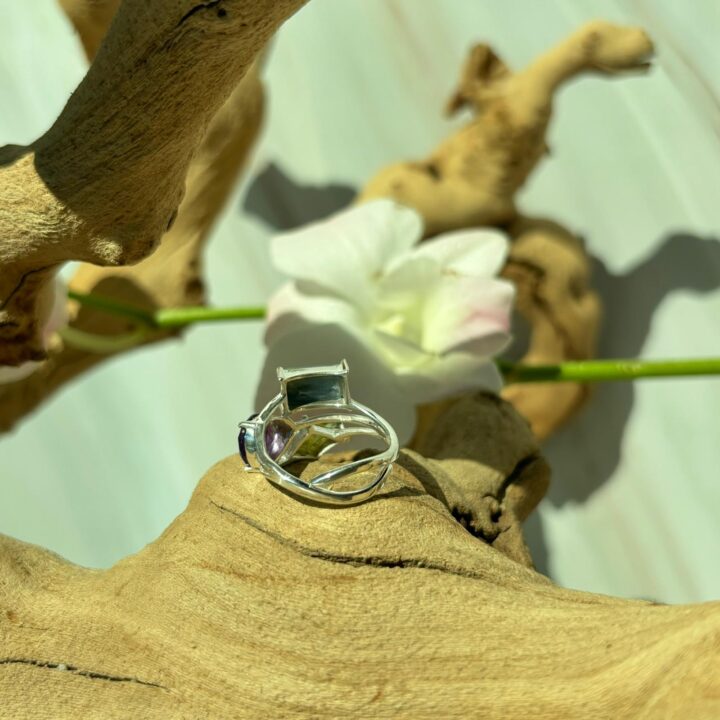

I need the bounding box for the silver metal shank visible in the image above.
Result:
[238,362,399,506]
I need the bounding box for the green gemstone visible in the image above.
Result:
[296,433,335,457]
[286,374,344,410]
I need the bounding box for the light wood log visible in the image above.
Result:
[1,394,718,718]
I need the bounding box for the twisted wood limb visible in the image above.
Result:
[0,0,307,368]
[358,21,652,238]
[0,0,281,433]
[359,21,651,438]
[0,60,266,434]
[1,395,717,718]
[501,217,602,440]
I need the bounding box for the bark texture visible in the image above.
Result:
[0,2,275,433]
[2,395,718,718]
[0,0,306,368]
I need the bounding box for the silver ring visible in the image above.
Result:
[238,360,399,505]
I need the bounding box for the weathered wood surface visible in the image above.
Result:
[1,0,717,608]
[0,7,718,717]
[2,395,718,718]
[0,0,273,432]
[0,57,267,433]
[0,0,306,367]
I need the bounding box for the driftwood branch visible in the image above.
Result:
[1,395,717,718]
[3,13,713,716]
[0,2,282,433]
[0,0,306,368]
[501,216,602,439]
[0,62,266,435]
[359,21,653,438]
[359,20,652,235]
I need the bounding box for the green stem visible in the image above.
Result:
[67,291,720,384]
[155,305,265,328]
[59,325,149,354]
[68,290,157,327]
[68,290,265,328]
[499,358,720,383]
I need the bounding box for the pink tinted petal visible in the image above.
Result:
[271,200,423,306]
[412,228,509,277]
[422,276,515,355]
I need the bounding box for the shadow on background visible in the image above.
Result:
[544,232,720,503]
[529,233,720,575]
[241,163,720,578]
[242,161,355,230]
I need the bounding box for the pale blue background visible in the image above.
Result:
[1,1,719,604]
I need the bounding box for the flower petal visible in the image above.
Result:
[413,227,509,277]
[264,281,361,348]
[255,324,418,444]
[422,276,515,355]
[270,199,424,307]
[396,353,504,404]
[0,274,68,386]
[371,327,432,372]
[372,255,438,349]
[377,254,438,302]
[43,274,70,344]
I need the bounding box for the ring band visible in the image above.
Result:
[238,360,399,505]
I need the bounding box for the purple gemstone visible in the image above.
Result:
[264,419,292,460]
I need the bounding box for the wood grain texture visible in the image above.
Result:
[1,395,718,718]
[0,57,267,433]
[1,0,718,612]
[0,0,306,367]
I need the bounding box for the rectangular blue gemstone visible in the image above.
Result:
[286,374,344,410]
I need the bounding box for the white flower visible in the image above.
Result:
[0,274,69,384]
[256,200,515,443]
